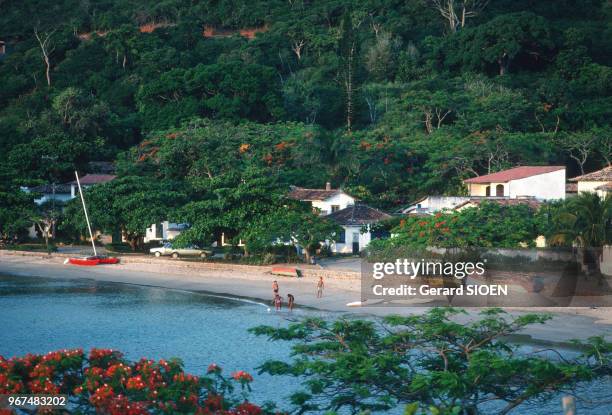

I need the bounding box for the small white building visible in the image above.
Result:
[464,166,566,200]
[287,183,356,215]
[23,184,74,206]
[569,166,612,196]
[68,174,116,197]
[144,221,189,243]
[399,196,470,215]
[325,204,392,254]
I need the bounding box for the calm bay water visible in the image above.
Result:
[1,274,610,414]
[0,274,328,406]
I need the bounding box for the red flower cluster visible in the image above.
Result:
[0,349,268,415]
[232,371,254,383]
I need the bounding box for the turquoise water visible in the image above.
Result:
[1,274,610,414]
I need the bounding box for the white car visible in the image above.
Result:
[150,243,212,259]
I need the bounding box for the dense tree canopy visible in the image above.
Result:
[0,0,610,239]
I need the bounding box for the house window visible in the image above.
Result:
[485,186,491,197]
[496,184,504,197]
[331,205,340,213]
[336,229,345,243]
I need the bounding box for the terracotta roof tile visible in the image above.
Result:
[569,166,612,182]
[464,166,565,184]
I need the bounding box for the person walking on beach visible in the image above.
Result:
[273,294,282,311]
[272,280,279,295]
[316,276,324,298]
[287,293,295,311]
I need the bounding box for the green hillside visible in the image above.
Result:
[0,0,610,246]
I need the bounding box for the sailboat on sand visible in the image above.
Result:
[65,171,119,266]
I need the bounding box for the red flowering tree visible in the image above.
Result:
[0,348,269,415]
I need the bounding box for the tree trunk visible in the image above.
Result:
[346,58,353,132]
[303,246,311,263]
[498,53,509,76]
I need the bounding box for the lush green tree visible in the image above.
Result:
[62,176,187,250]
[370,202,542,252]
[0,185,35,244]
[251,308,612,414]
[445,12,554,76]
[546,192,612,276]
[243,208,341,261]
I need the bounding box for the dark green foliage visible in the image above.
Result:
[251,308,612,414]
[0,0,610,237]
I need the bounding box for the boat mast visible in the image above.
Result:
[75,171,98,256]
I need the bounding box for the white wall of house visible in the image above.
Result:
[468,170,565,200]
[508,169,565,200]
[312,192,355,215]
[404,196,470,214]
[577,180,608,194]
[597,187,610,198]
[144,221,188,243]
[329,225,371,254]
[34,193,73,205]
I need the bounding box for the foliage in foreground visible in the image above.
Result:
[0,348,268,415]
[251,308,612,415]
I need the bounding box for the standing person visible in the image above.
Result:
[316,276,324,298]
[272,280,279,295]
[274,294,282,311]
[287,293,295,311]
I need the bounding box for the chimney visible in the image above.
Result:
[325,182,331,191]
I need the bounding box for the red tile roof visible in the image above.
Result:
[70,174,116,185]
[569,166,612,182]
[464,166,565,184]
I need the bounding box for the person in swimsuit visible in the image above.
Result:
[272,280,279,295]
[287,293,295,311]
[274,294,282,311]
[316,276,324,298]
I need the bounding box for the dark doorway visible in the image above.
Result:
[352,233,359,255]
[496,184,504,197]
[485,186,490,196]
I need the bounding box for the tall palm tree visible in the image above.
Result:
[550,192,612,276]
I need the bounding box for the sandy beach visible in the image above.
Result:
[1,250,611,344]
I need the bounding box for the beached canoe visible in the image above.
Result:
[271,267,300,277]
[66,256,120,266]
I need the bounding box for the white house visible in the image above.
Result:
[287,183,356,215]
[569,166,612,196]
[325,204,392,254]
[144,221,189,243]
[463,166,566,200]
[23,184,74,206]
[68,174,116,197]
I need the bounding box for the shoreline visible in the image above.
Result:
[1,250,612,343]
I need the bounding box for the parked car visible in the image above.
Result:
[150,242,212,259]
